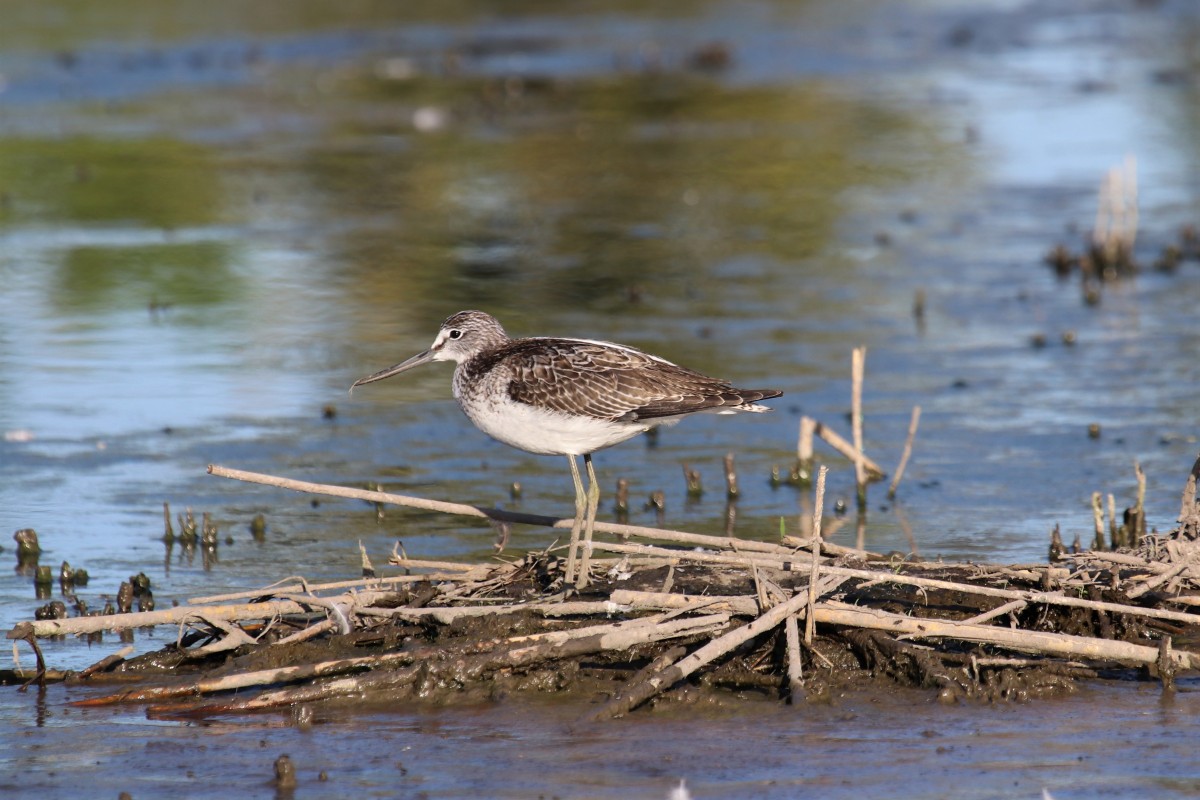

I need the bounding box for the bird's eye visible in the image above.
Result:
[448,329,463,340]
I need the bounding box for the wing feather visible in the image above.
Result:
[500,338,780,422]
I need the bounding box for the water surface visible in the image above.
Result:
[1,1,1199,796]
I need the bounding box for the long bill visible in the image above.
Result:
[349,350,436,392]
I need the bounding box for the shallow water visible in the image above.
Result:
[1,0,1199,796]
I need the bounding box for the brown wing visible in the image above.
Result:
[503,338,781,422]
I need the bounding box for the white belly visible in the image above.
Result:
[460,394,654,456]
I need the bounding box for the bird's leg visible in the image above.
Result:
[564,455,586,584]
[575,453,600,589]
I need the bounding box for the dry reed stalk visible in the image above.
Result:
[584,540,822,571]
[797,416,816,476]
[358,600,625,624]
[1125,555,1196,600]
[208,465,806,556]
[784,614,804,699]
[387,555,489,572]
[607,590,759,615]
[817,600,1199,669]
[586,574,848,721]
[9,593,382,639]
[805,423,886,478]
[148,613,730,716]
[724,453,739,498]
[1135,460,1147,539]
[1108,492,1117,547]
[1092,492,1105,550]
[851,346,867,511]
[188,572,486,605]
[584,588,816,720]
[1092,155,1138,264]
[959,599,1027,626]
[888,405,921,500]
[806,465,828,644]
[814,564,1200,626]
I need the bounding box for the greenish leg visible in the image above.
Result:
[575,453,600,589]
[564,455,585,584]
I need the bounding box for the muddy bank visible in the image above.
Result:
[11,457,1200,720]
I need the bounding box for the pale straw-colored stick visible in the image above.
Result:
[805,466,828,643]
[887,405,921,500]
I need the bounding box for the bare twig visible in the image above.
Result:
[851,346,867,511]
[888,405,921,500]
[806,465,828,644]
[804,422,886,479]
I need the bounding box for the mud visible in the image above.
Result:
[73,548,1175,720]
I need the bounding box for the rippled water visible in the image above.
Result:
[2,0,1199,796]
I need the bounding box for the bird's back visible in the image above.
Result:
[456,336,782,425]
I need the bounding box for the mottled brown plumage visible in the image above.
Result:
[351,310,782,587]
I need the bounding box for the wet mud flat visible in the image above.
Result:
[9,461,1200,722]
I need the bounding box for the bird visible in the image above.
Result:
[351,310,782,588]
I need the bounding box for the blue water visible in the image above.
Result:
[1,1,1198,797]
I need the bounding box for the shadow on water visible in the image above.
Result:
[2,0,1200,796]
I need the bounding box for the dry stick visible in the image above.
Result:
[207,464,810,557]
[276,619,337,646]
[815,564,1200,626]
[817,600,1200,669]
[81,612,727,708]
[1180,468,1199,530]
[958,599,1027,627]
[608,591,758,616]
[358,600,625,624]
[189,572,484,605]
[149,613,730,716]
[387,556,485,573]
[1135,460,1148,539]
[724,453,739,498]
[797,416,816,477]
[807,420,886,479]
[585,540,826,572]
[11,588,392,639]
[1125,556,1196,600]
[806,465,828,644]
[611,557,1200,627]
[1107,492,1118,548]
[585,579,846,722]
[82,614,684,706]
[851,346,867,511]
[784,615,804,700]
[10,597,328,639]
[1077,551,1178,573]
[1092,492,1106,550]
[887,405,922,500]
